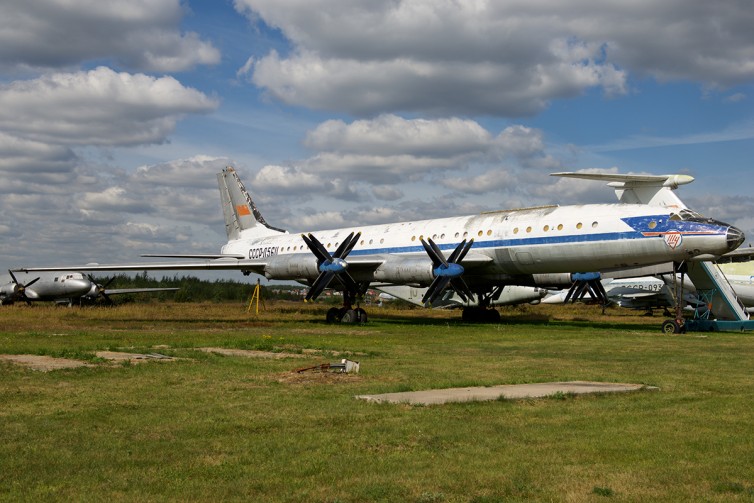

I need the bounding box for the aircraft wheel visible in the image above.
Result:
[661,319,681,334]
[340,309,358,323]
[462,307,476,322]
[326,307,341,323]
[355,308,368,324]
[486,309,501,323]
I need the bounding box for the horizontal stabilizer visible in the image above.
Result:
[550,171,693,208]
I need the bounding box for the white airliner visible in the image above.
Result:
[15,167,745,322]
[0,271,177,306]
[544,267,754,316]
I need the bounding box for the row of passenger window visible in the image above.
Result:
[280,221,603,251]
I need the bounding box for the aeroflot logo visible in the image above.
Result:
[249,246,279,259]
[663,232,683,249]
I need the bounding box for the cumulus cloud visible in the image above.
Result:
[0,67,219,147]
[235,0,754,116]
[0,0,220,72]
[0,133,77,174]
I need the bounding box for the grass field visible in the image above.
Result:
[1,302,753,502]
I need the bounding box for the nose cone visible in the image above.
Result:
[727,225,745,252]
[68,278,93,296]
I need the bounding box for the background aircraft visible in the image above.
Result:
[374,284,547,321]
[15,168,745,323]
[544,262,754,316]
[0,271,177,306]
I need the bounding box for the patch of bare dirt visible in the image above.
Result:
[95,351,176,363]
[0,354,94,372]
[199,347,309,359]
[276,370,363,385]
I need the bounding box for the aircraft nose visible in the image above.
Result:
[69,279,93,294]
[727,225,745,251]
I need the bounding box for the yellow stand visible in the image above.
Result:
[247,279,265,314]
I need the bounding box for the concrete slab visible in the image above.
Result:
[356,381,657,405]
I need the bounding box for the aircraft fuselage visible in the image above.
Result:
[222,203,740,284]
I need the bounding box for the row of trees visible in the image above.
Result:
[93,272,304,303]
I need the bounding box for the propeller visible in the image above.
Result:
[87,275,116,305]
[420,238,475,306]
[302,231,361,301]
[563,272,608,305]
[7,270,40,305]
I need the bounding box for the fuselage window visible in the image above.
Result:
[441,233,445,239]
[557,224,563,231]
[576,222,583,230]
[463,231,468,238]
[648,221,657,229]
[526,226,532,233]
[543,225,549,232]
[478,230,483,237]
[592,221,598,229]
[380,238,384,244]
[411,236,416,242]
[454,232,460,238]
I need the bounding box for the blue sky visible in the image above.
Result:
[0,0,752,276]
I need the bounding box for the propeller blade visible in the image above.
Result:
[305,271,336,301]
[301,232,362,301]
[592,279,608,304]
[427,239,449,267]
[422,276,451,305]
[420,239,476,305]
[24,277,40,288]
[450,277,474,303]
[301,234,330,264]
[455,239,474,263]
[333,232,360,259]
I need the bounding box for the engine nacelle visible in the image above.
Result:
[263,254,319,280]
[531,273,577,288]
[372,258,434,284]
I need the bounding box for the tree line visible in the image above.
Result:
[94,272,304,303]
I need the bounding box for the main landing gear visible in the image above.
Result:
[325,290,368,324]
[462,306,501,323]
[461,287,502,323]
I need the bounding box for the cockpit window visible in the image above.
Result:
[671,209,706,221]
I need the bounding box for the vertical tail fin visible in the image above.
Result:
[217,166,286,240]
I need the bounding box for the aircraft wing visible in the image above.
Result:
[103,287,180,296]
[718,247,754,263]
[15,251,492,277]
[15,258,270,275]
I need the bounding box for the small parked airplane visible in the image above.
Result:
[0,271,177,306]
[15,167,745,322]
